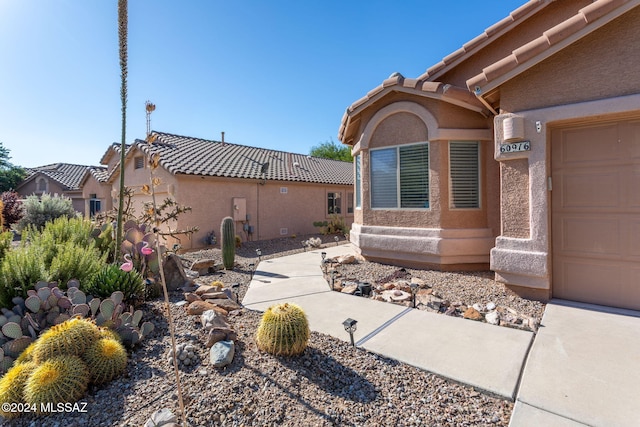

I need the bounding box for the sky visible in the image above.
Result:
[0,0,525,168]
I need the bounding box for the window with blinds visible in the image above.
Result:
[355,155,361,208]
[370,143,429,209]
[449,141,480,209]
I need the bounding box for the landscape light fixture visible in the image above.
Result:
[231,283,240,303]
[321,252,327,273]
[410,282,418,308]
[330,270,336,291]
[334,235,339,246]
[248,263,256,280]
[302,241,307,252]
[342,318,358,346]
[256,248,262,262]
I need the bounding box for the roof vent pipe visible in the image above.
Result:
[221,131,225,145]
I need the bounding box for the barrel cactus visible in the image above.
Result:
[32,317,100,363]
[255,302,310,356]
[23,355,89,412]
[220,216,235,270]
[84,337,127,384]
[0,361,37,419]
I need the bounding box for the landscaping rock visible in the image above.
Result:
[335,254,356,264]
[184,292,202,303]
[210,340,235,368]
[341,284,358,294]
[205,298,241,312]
[463,307,483,321]
[195,283,221,295]
[201,309,230,331]
[411,277,427,287]
[187,301,227,316]
[163,254,189,291]
[485,310,500,325]
[190,258,219,275]
[144,408,177,427]
[390,290,411,302]
[206,328,238,348]
[200,291,227,300]
[486,302,496,311]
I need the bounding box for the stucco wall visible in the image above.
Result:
[81,176,112,218]
[17,176,65,198]
[500,159,530,238]
[500,6,640,113]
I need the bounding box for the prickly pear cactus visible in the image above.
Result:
[23,355,89,412]
[255,302,310,356]
[220,216,235,270]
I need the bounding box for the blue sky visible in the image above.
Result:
[0,1,524,168]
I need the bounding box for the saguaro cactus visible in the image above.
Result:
[220,217,235,269]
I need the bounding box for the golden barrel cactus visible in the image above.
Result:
[23,355,89,413]
[0,361,37,419]
[32,317,100,363]
[84,337,127,384]
[255,302,310,356]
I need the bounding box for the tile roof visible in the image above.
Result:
[135,132,354,186]
[467,0,640,95]
[25,163,106,191]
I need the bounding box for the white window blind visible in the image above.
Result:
[450,141,479,208]
[370,148,397,208]
[400,144,429,208]
[355,155,361,208]
[370,143,429,209]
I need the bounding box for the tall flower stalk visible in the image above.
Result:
[144,102,187,426]
[115,0,128,259]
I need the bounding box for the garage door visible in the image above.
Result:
[552,118,640,310]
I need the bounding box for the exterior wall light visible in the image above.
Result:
[410,282,418,308]
[343,318,358,346]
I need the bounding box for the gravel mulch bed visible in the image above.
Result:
[6,234,533,426]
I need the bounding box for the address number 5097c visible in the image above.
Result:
[499,141,530,153]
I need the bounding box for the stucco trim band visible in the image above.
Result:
[350,223,494,265]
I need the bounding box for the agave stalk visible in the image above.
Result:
[115,0,128,261]
[144,102,187,426]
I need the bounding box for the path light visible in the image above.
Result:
[302,241,307,252]
[331,270,336,290]
[343,318,358,346]
[410,282,418,308]
[334,235,339,246]
[231,283,240,303]
[256,248,262,262]
[321,251,327,273]
[248,262,256,280]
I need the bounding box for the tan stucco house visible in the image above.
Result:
[16,163,112,218]
[104,132,354,249]
[339,0,640,310]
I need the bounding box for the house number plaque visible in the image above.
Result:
[499,141,530,153]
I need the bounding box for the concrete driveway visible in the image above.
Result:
[510,300,640,427]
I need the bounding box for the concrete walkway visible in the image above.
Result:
[509,300,640,427]
[242,244,534,399]
[243,244,640,425]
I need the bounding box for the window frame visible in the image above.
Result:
[369,142,430,210]
[327,191,342,215]
[449,141,481,210]
[354,154,361,209]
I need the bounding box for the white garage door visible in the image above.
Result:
[551,118,640,310]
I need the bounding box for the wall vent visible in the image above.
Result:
[280,187,288,194]
[280,228,288,235]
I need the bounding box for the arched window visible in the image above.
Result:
[36,177,48,193]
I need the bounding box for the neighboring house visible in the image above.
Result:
[105,132,354,249]
[16,163,112,218]
[339,0,640,310]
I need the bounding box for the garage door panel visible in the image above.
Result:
[561,172,619,208]
[552,118,640,310]
[560,125,619,163]
[558,217,619,255]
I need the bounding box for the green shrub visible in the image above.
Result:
[47,241,105,287]
[0,231,12,262]
[15,193,75,233]
[0,245,46,307]
[87,264,144,304]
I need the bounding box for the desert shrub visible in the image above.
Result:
[22,216,95,267]
[0,231,12,262]
[0,245,46,307]
[14,193,75,233]
[47,241,105,287]
[1,191,23,230]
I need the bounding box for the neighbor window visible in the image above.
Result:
[347,192,354,214]
[134,156,144,169]
[36,177,48,193]
[327,192,341,215]
[449,141,480,209]
[370,143,429,209]
[89,194,101,218]
[354,155,361,208]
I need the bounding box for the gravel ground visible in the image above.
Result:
[5,234,537,427]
